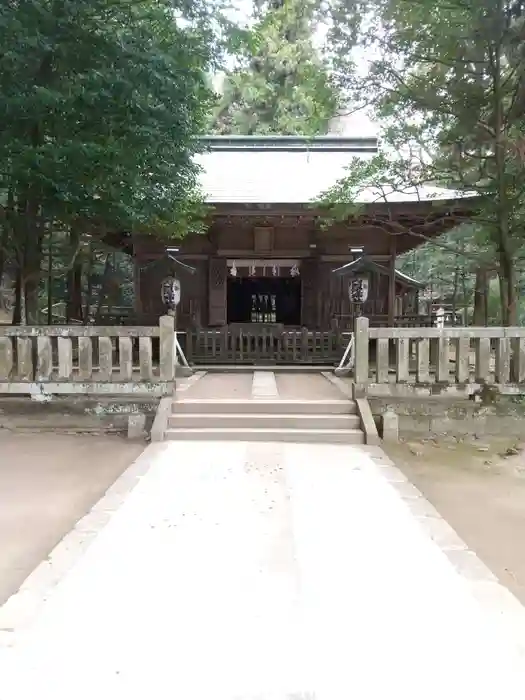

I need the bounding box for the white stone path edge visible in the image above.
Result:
[1,393,525,657]
[365,445,525,657]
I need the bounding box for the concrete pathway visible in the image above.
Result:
[1,440,525,699]
[181,371,346,401]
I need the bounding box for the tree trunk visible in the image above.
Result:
[0,225,7,287]
[0,188,14,281]
[498,249,517,325]
[83,242,93,323]
[94,254,112,323]
[460,267,469,325]
[22,237,44,325]
[12,269,22,325]
[23,276,40,325]
[47,227,53,325]
[20,196,44,326]
[473,268,488,326]
[451,262,458,325]
[66,227,83,323]
[492,12,516,327]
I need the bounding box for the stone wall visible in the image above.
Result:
[370,396,525,439]
[0,396,159,435]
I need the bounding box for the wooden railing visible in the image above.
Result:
[0,315,175,396]
[180,327,348,365]
[333,314,438,330]
[371,314,437,328]
[353,316,525,395]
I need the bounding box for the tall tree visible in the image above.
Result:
[212,0,339,135]
[0,0,217,323]
[318,0,525,325]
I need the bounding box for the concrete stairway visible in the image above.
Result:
[165,398,365,443]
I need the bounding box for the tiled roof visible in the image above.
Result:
[195,136,475,205]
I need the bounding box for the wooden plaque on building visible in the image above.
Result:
[253,227,274,254]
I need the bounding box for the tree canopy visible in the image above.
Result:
[0,0,218,322]
[318,0,525,324]
[211,0,339,135]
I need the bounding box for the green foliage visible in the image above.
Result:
[397,226,525,325]
[316,0,525,324]
[0,0,220,322]
[211,0,339,135]
[0,0,216,232]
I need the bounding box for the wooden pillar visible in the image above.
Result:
[130,233,150,321]
[208,257,227,326]
[388,236,396,327]
[301,258,318,328]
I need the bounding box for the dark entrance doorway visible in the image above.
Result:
[227,277,301,325]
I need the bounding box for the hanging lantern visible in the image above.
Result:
[272,265,278,277]
[290,264,300,278]
[161,276,181,308]
[348,276,369,303]
[230,261,237,277]
[249,263,256,276]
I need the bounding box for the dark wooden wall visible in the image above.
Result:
[131,217,418,329]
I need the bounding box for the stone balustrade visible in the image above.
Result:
[353,317,525,396]
[0,315,175,396]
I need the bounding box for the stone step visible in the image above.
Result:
[192,365,335,373]
[164,427,365,444]
[172,399,356,415]
[167,413,361,430]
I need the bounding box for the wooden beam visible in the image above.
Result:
[216,249,316,258]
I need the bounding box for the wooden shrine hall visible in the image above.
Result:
[113,135,475,365]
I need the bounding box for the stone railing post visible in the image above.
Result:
[159,314,175,385]
[353,316,369,398]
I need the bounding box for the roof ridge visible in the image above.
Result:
[198,135,378,153]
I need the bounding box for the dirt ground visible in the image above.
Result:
[385,436,525,604]
[0,432,143,605]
